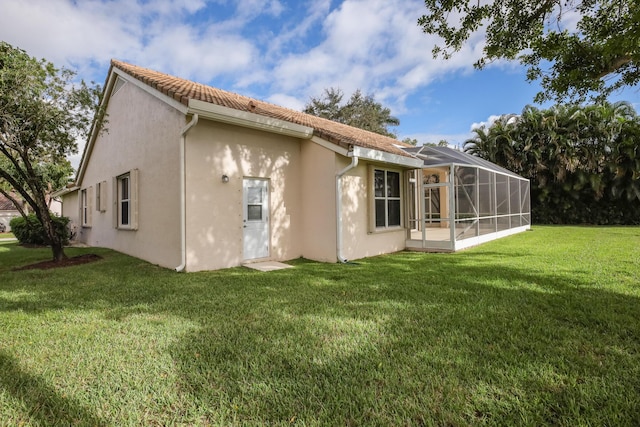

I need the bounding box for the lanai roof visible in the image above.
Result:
[110,60,412,158]
[404,146,526,179]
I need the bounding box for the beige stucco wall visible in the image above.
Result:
[0,211,19,232]
[61,190,80,238]
[184,120,303,271]
[62,75,417,271]
[300,140,337,262]
[339,159,408,261]
[184,129,411,270]
[74,79,184,268]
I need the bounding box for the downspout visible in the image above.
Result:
[336,155,359,263]
[175,114,199,272]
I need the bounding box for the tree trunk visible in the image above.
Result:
[32,191,67,262]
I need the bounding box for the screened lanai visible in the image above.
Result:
[403,146,530,251]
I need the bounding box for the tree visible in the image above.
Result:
[464,102,640,224]
[418,0,640,103]
[0,42,102,261]
[304,88,400,137]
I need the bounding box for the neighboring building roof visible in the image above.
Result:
[110,60,412,158]
[407,146,527,180]
[0,193,19,211]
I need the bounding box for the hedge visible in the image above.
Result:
[9,214,70,246]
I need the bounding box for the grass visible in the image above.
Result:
[0,226,639,426]
[0,232,14,239]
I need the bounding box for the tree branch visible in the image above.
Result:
[596,55,633,78]
[0,187,27,218]
[0,167,37,211]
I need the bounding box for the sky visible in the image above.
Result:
[1,0,639,167]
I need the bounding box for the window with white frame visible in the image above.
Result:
[118,173,130,227]
[115,170,138,230]
[373,168,402,229]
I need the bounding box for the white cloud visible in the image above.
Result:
[269,0,488,116]
[470,115,502,130]
[0,0,139,67]
[266,93,305,111]
[0,0,260,83]
[137,26,257,83]
[0,0,491,110]
[0,0,523,170]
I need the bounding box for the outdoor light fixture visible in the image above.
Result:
[221,174,229,183]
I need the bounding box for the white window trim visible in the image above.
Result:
[114,169,138,230]
[369,166,403,232]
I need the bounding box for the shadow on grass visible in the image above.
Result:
[1,239,639,424]
[0,350,106,426]
[165,254,640,425]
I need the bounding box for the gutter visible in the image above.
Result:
[175,114,199,272]
[188,99,314,139]
[335,154,359,263]
[51,185,79,198]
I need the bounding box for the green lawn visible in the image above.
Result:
[1,226,639,426]
[0,232,14,239]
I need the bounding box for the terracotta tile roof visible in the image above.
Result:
[0,193,18,211]
[111,60,412,158]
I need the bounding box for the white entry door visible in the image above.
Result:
[243,178,270,260]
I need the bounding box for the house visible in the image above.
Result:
[58,60,530,272]
[0,192,28,232]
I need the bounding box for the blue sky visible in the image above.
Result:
[1,0,639,166]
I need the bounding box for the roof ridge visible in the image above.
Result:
[109,59,412,157]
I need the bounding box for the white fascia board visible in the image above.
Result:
[423,161,527,180]
[76,68,190,186]
[310,135,349,156]
[76,71,119,186]
[52,186,79,198]
[188,99,314,139]
[112,68,189,115]
[351,146,423,168]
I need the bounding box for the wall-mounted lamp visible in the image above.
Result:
[221,174,230,183]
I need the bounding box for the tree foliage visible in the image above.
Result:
[10,213,70,246]
[0,42,102,260]
[464,102,640,224]
[303,88,400,137]
[418,0,640,103]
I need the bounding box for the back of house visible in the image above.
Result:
[58,60,427,271]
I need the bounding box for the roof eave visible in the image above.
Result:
[188,99,314,139]
[351,146,423,168]
[52,186,79,198]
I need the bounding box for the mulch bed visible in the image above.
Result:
[13,254,103,271]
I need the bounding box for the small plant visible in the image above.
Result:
[9,214,70,246]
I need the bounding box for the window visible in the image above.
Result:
[81,187,93,227]
[247,187,263,220]
[115,170,138,230]
[118,174,130,226]
[373,168,402,229]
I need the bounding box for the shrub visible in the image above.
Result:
[9,214,70,246]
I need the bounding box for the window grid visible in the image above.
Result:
[118,174,130,227]
[374,169,401,228]
[81,189,88,226]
